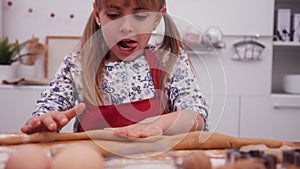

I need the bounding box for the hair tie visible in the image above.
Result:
[162,7,167,13]
[96,20,101,27]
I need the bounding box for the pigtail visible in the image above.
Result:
[157,12,182,89]
[159,13,182,56]
[80,12,108,105]
[81,13,99,48]
[155,12,183,111]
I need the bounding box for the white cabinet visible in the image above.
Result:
[238,0,300,141]
[0,85,43,132]
[240,96,300,142]
[0,0,2,38]
[0,85,74,132]
[261,0,300,142]
[207,95,240,137]
[272,0,300,94]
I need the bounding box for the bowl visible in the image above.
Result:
[282,74,300,94]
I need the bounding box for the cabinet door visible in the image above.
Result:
[0,87,42,132]
[206,95,240,137]
[240,96,300,141]
[0,1,2,39]
[0,86,74,132]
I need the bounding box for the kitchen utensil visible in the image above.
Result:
[202,26,224,48]
[233,37,265,61]
[183,26,203,47]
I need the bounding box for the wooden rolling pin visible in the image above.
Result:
[44,131,283,157]
[0,130,283,150]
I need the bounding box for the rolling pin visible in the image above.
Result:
[0,130,158,145]
[0,130,283,150]
[43,131,283,157]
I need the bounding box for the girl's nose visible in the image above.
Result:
[119,17,133,34]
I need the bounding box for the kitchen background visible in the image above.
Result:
[0,0,299,141]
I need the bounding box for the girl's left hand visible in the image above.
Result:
[107,110,204,139]
[109,122,163,139]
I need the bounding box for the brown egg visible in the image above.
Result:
[216,166,234,169]
[233,158,266,169]
[286,166,300,169]
[183,151,212,169]
[5,145,51,169]
[51,144,104,169]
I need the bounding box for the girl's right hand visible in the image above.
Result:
[21,103,86,134]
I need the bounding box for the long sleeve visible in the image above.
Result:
[32,53,80,116]
[165,49,209,130]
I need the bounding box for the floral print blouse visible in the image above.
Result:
[33,46,209,131]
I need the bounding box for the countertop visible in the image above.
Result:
[0,131,299,169]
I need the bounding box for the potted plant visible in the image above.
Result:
[0,37,25,81]
[16,37,46,79]
[0,37,45,81]
[0,37,28,65]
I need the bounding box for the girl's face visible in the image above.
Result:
[94,0,163,62]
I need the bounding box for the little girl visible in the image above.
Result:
[21,0,208,138]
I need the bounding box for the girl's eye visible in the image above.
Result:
[107,13,121,19]
[134,14,148,20]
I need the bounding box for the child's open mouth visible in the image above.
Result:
[117,39,138,51]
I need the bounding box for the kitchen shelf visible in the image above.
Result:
[271,93,300,108]
[272,0,300,97]
[0,84,46,90]
[273,41,300,47]
[186,50,218,56]
[276,0,300,5]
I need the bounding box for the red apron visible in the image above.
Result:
[77,50,168,132]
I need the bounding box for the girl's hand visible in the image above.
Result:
[109,110,205,138]
[21,103,86,134]
[113,124,163,139]
[110,118,164,139]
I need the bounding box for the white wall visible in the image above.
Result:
[3,0,93,43]
[167,0,274,36]
[2,0,94,78]
[0,0,3,38]
[2,0,275,43]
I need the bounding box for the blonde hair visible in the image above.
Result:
[80,0,182,105]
